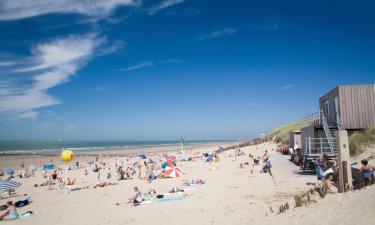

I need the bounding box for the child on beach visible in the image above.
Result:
[128,187,144,206]
[325,173,338,193]
[360,159,375,186]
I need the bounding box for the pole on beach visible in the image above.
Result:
[65,166,68,193]
[337,130,352,192]
[61,149,74,194]
[180,134,184,153]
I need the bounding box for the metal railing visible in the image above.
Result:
[320,110,336,153]
[336,112,344,130]
[300,112,320,128]
[304,137,338,155]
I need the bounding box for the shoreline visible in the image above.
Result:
[0,141,235,169]
[0,140,235,155]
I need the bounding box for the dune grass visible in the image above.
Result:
[269,121,302,145]
[349,125,375,156]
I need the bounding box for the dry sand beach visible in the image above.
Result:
[1,142,374,225]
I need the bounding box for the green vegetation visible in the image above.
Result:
[269,121,302,145]
[349,125,375,156]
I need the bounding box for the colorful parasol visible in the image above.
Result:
[164,166,182,178]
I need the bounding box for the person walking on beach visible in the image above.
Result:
[137,163,142,179]
[107,168,112,180]
[20,159,25,169]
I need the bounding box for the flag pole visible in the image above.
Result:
[180,134,184,153]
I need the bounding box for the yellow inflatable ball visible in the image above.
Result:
[61,150,74,162]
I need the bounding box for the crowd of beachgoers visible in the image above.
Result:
[0,142,374,224]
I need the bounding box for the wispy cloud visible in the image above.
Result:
[117,61,155,71]
[0,34,109,119]
[0,0,139,21]
[148,0,185,15]
[197,28,237,40]
[0,61,16,66]
[280,84,295,91]
[158,59,183,64]
[261,23,280,31]
[167,8,200,16]
[96,86,109,92]
[116,58,183,72]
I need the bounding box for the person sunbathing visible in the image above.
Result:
[93,182,112,188]
[66,178,76,186]
[0,201,18,220]
[0,197,32,209]
[325,173,338,193]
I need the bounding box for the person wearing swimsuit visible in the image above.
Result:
[360,159,375,187]
[0,201,18,220]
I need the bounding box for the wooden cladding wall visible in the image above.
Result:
[338,85,375,129]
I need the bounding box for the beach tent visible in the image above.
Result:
[138,154,147,160]
[164,166,182,178]
[205,155,214,162]
[0,180,22,192]
[6,168,15,175]
[43,163,54,170]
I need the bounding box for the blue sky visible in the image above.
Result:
[0,0,374,140]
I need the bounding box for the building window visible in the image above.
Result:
[325,100,329,115]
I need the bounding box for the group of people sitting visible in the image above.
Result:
[0,197,33,221]
[314,154,375,194]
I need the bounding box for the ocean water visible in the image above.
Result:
[0,140,223,154]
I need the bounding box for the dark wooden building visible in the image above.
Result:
[319,84,375,130]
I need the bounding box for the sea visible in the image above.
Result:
[0,140,228,154]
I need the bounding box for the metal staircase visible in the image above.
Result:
[320,110,338,153]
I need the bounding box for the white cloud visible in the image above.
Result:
[0,0,139,21]
[96,86,109,92]
[0,34,103,119]
[117,61,155,71]
[280,84,295,90]
[148,0,184,15]
[197,28,237,40]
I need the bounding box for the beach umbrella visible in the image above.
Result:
[164,166,182,178]
[6,168,15,175]
[162,160,176,169]
[0,180,22,192]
